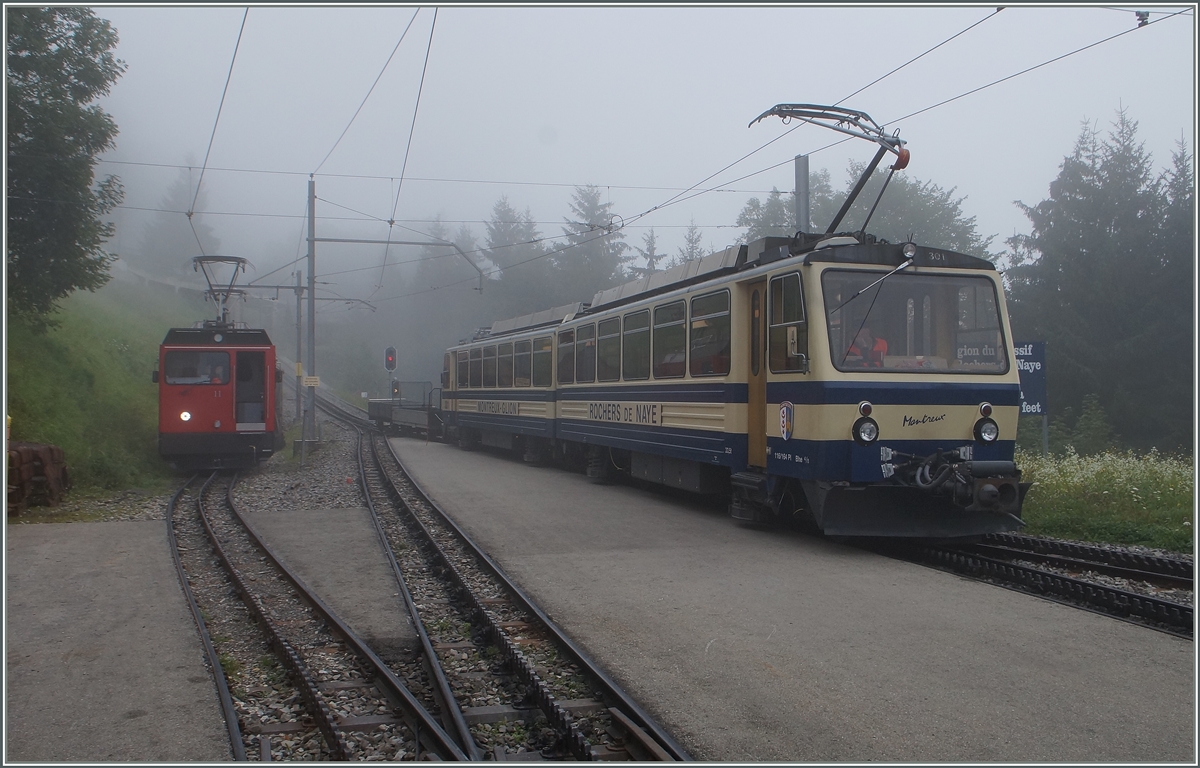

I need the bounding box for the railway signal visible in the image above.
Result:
[385,346,397,372]
[391,379,400,398]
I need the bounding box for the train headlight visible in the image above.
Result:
[902,242,917,259]
[180,411,192,422]
[974,418,999,443]
[853,416,879,445]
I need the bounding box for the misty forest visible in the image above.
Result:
[7,7,1195,461]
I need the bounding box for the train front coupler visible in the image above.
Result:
[888,447,1027,518]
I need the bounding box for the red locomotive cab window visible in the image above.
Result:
[164,351,230,385]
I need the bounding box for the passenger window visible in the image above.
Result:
[533,336,553,387]
[576,324,596,383]
[769,273,808,373]
[442,353,451,389]
[469,348,482,388]
[497,342,513,388]
[653,301,686,378]
[557,330,575,385]
[483,346,497,388]
[457,351,469,389]
[597,318,621,382]
[622,310,650,380]
[689,290,731,377]
[514,340,531,387]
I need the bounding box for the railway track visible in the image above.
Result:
[317,390,690,761]
[874,534,1193,639]
[172,469,468,760]
[978,532,1193,589]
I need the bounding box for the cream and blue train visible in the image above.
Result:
[440,232,1028,538]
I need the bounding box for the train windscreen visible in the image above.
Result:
[164,351,230,384]
[822,269,1009,374]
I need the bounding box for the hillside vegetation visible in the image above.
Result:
[6,278,209,491]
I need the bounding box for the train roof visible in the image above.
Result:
[161,326,273,346]
[450,233,997,348]
[585,233,995,315]
[479,302,585,340]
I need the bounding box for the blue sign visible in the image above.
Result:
[1013,341,1046,416]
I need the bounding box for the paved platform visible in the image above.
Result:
[391,438,1196,763]
[240,507,417,661]
[5,520,231,762]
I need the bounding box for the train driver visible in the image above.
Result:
[210,364,226,384]
[847,327,888,368]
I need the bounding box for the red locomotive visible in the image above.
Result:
[153,256,284,469]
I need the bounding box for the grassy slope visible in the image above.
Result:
[6,279,210,491]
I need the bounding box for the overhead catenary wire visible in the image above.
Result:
[616,6,1007,233]
[355,8,1192,301]
[111,8,1189,305]
[885,7,1193,125]
[376,8,439,295]
[622,6,1191,228]
[312,8,421,175]
[188,7,249,256]
[835,7,1003,106]
[96,0,1188,299]
[93,156,753,194]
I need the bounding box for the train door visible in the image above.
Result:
[746,280,767,467]
[235,351,267,428]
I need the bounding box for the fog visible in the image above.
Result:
[89,5,1195,380]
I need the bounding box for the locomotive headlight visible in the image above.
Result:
[853,416,879,445]
[180,411,192,422]
[902,242,917,259]
[974,418,1000,443]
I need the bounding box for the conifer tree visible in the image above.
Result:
[1006,110,1193,451]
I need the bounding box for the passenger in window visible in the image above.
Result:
[847,328,887,368]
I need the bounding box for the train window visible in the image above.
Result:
[457,351,469,389]
[498,342,514,388]
[469,348,482,388]
[164,351,230,385]
[653,301,686,378]
[442,353,451,389]
[533,336,553,387]
[822,269,1009,374]
[235,351,266,424]
[514,340,532,387]
[689,290,731,377]
[622,310,650,380]
[557,330,575,385]
[576,324,596,383]
[769,273,808,373]
[483,346,497,388]
[597,318,621,382]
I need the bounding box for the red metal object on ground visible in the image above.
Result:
[7,442,71,516]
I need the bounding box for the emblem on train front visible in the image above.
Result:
[779,401,794,441]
